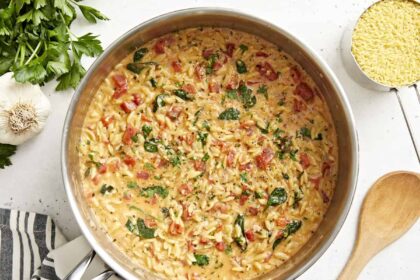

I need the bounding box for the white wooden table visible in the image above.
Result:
[1,0,419,279]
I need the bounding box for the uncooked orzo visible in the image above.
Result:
[78,27,338,280]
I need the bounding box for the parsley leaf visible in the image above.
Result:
[140,185,169,198]
[193,254,209,266]
[78,5,109,23]
[0,144,17,169]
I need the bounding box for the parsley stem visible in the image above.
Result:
[25,41,41,65]
[19,44,26,67]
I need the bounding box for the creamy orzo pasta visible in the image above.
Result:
[79,27,338,280]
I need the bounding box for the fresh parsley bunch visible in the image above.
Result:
[0,0,108,90]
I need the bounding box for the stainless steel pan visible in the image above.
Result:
[62,8,359,280]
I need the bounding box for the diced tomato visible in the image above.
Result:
[294,82,315,102]
[276,217,288,227]
[92,175,100,185]
[171,61,182,72]
[202,48,214,59]
[208,81,220,93]
[122,125,137,145]
[256,62,278,81]
[276,231,284,239]
[247,207,259,216]
[112,74,128,99]
[182,83,196,94]
[216,224,223,232]
[215,242,225,251]
[239,162,252,171]
[166,105,183,121]
[182,204,193,221]
[255,147,275,170]
[321,190,330,203]
[100,115,114,128]
[226,150,235,168]
[153,39,166,54]
[322,161,331,177]
[290,66,301,83]
[144,218,157,228]
[245,230,255,242]
[186,133,195,146]
[246,80,261,86]
[193,160,206,172]
[212,61,223,72]
[187,241,195,252]
[169,222,183,235]
[310,176,322,189]
[123,192,131,202]
[300,153,311,169]
[112,74,127,88]
[157,157,169,168]
[141,115,152,122]
[109,162,119,172]
[199,237,209,244]
[132,94,143,106]
[137,171,150,180]
[123,156,136,167]
[239,194,249,206]
[194,63,206,81]
[149,195,158,205]
[225,43,235,57]
[255,51,269,57]
[293,98,306,112]
[98,164,107,174]
[225,74,239,90]
[179,183,193,196]
[120,101,137,113]
[212,203,228,213]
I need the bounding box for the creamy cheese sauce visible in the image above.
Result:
[78,27,338,280]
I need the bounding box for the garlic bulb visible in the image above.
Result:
[0,72,51,145]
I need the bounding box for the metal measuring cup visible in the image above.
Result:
[340,0,420,161]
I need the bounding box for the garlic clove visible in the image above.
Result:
[0,72,51,145]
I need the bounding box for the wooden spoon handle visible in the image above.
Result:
[338,243,376,280]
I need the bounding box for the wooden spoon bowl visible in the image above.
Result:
[339,171,420,280]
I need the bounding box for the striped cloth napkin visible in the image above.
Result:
[0,208,67,280]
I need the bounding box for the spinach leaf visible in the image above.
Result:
[226,89,238,100]
[238,83,256,109]
[206,53,219,74]
[197,132,208,146]
[267,187,287,207]
[240,172,248,183]
[257,122,270,134]
[173,89,194,101]
[100,184,113,194]
[314,133,323,140]
[218,108,240,120]
[126,218,156,239]
[292,189,304,209]
[272,220,302,250]
[233,214,247,251]
[169,155,181,167]
[202,153,210,162]
[153,94,167,112]
[150,78,157,88]
[257,84,268,99]
[127,181,138,189]
[236,59,247,74]
[140,185,169,198]
[299,127,311,138]
[142,125,152,138]
[144,163,155,170]
[193,254,209,266]
[133,48,148,62]
[126,62,158,74]
[239,44,248,53]
[144,139,158,153]
[161,207,170,218]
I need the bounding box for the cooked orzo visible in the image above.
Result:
[351,0,420,87]
[78,27,338,279]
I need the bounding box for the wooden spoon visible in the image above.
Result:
[339,171,420,280]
